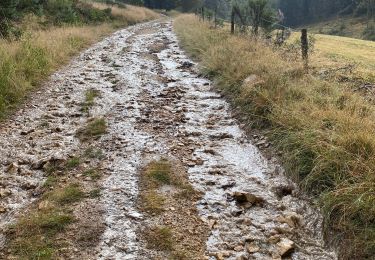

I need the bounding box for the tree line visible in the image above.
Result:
[276,0,375,26]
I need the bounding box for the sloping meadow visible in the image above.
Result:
[174,14,375,259]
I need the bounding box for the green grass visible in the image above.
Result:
[46,183,85,205]
[7,182,86,258]
[66,156,80,169]
[148,160,172,185]
[81,88,100,113]
[43,176,58,188]
[305,16,373,41]
[88,188,101,198]
[174,14,375,259]
[8,209,74,259]
[83,168,102,180]
[76,118,107,141]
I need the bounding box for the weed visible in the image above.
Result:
[8,210,73,259]
[145,226,173,251]
[40,121,49,128]
[141,191,165,214]
[76,118,107,141]
[145,159,172,187]
[84,146,105,159]
[89,188,101,198]
[81,88,100,113]
[43,176,57,189]
[46,183,85,205]
[83,168,101,180]
[66,156,80,169]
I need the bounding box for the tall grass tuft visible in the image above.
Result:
[174,14,375,259]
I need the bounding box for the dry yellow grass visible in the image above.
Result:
[0,23,113,67]
[313,34,375,70]
[175,14,375,259]
[306,16,370,40]
[289,31,375,80]
[90,2,159,24]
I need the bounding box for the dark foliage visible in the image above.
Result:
[0,0,113,38]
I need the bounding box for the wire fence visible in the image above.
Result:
[195,6,311,72]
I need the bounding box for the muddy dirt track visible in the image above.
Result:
[0,19,337,259]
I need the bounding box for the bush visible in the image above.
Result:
[76,2,112,24]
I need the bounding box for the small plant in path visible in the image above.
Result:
[76,118,107,141]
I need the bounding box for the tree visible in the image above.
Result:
[247,0,275,35]
[181,0,202,12]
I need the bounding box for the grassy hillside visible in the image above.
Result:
[304,16,375,41]
[175,14,375,259]
[0,2,159,119]
[289,31,375,83]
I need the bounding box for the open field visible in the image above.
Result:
[305,16,372,40]
[175,14,375,259]
[289,31,375,80]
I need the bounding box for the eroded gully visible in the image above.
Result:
[0,19,336,259]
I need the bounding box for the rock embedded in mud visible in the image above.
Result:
[232,191,265,206]
[276,237,295,257]
[22,181,38,190]
[32,154,66,170]
[5,162,19,174]
[234,245,244,251]
[272,184,295,198]
[246,242,260,253]
[0,188,11,198]
[268,234,281,244]
[277,212,302,228]
[209,133,234,140]
[0,206,6,213]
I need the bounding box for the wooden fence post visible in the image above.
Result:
[202,7,205,21]
[231,8,235,34]
[301,29,309,72]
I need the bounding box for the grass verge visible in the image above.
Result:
[174,14,375,259]
[0,3,159,119]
